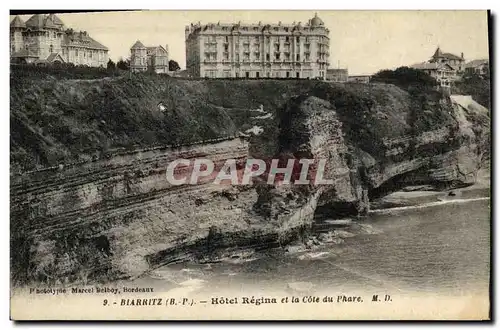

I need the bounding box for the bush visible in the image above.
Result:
[452,72,491,109]
[10,63,121,80]
[371,66,438,91]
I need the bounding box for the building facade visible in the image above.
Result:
[10,14,108,67]
[410,47,466,87]
[465,59,489,75]
[185,13,330,79]
[410,62,456,87]
[326,68,348,82]
[347,75,371,83]
[130,40,169,73]
[429,47,465,72]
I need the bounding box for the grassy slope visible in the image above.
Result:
[10,71,456,173]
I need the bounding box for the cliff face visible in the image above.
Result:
[256,89,489,224]
[11,136,268,284]
[10,76,490,285]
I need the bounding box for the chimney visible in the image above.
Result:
[461,52,464,59]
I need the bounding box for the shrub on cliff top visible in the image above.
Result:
[451,72,491,109]
[371,66,438,91]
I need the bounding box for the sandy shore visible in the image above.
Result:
[371,168,490,210]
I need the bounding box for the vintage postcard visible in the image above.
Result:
[9,10,491,320]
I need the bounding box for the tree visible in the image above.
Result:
[169,60,181,72]
[452,72,491,109]
[117,57,130,70]
[371,66,438,91]
[107,59,116,70]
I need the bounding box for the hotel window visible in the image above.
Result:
[224,44,229,52]
[255,52,260,59]
[275,53,280,60]
[266,53,270,61]
[256,72,260,78]
[246,72,250,78]
[225,36,229,43]
[296,36,300,43]
[75,49,79,56]
[286,72,290,78]
[305,54,310,61]
[49,44,53,53]
[296,54,300,61]
[285,53,290,60]
[223,52,229,60]
[267,72,270,78]
[285,36,289,43]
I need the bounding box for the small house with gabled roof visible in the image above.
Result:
[429,46,465,72]
[130,40,169,73]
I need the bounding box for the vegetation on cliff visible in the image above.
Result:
[452,72,491,109]
[371,66,438,91]
[10,66,466,173]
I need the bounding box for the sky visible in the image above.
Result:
[12,10,490,75]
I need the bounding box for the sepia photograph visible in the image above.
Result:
[8,9,491,321]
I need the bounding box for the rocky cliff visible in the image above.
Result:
[10,75,490,285]
[255,87,489,226]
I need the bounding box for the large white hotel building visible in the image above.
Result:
[185,13,330,79]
